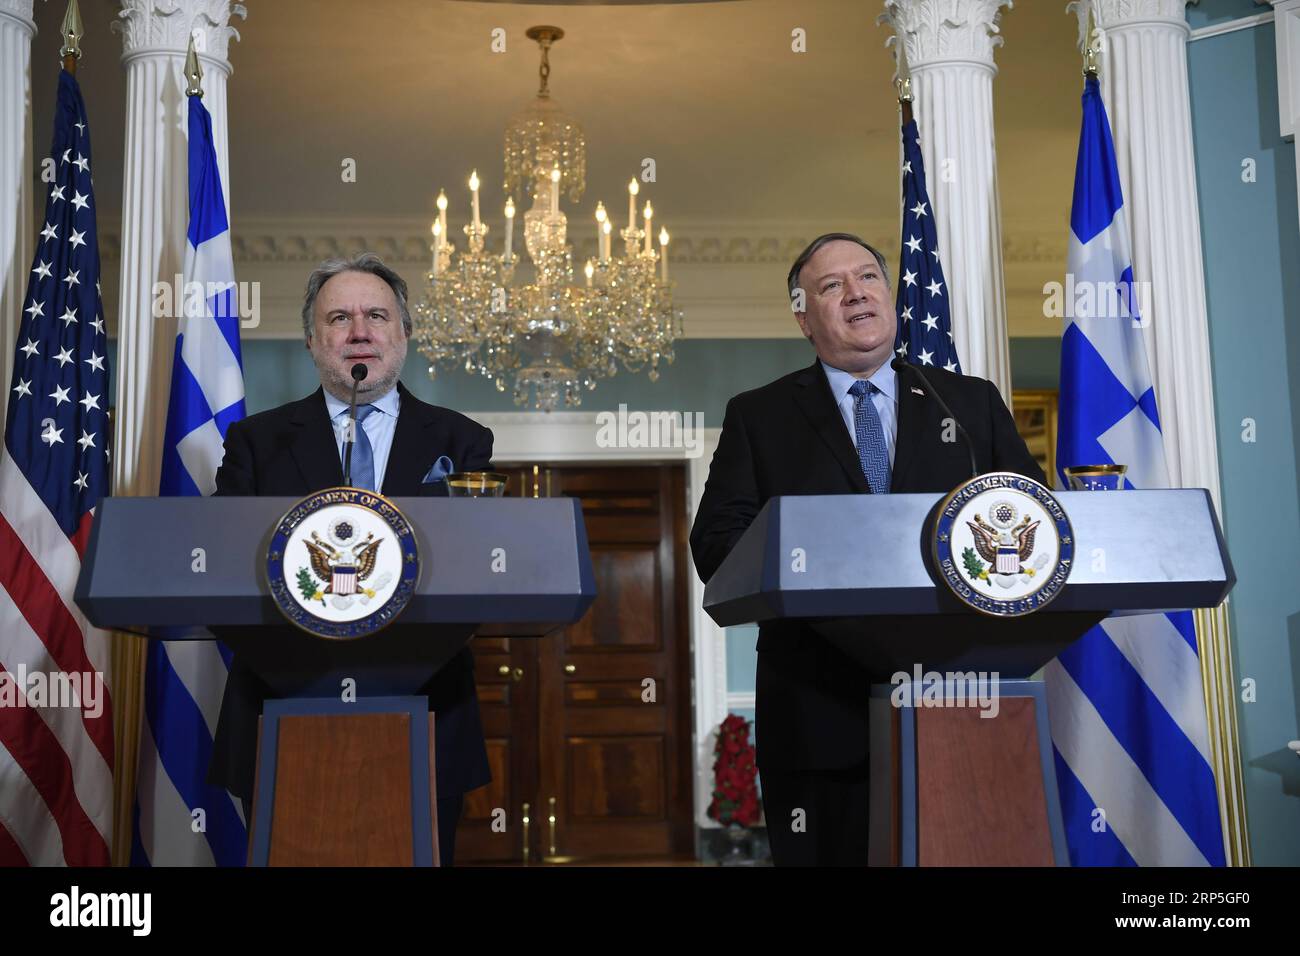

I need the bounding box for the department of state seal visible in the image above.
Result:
[265,488,420,639]
[932,472,1074,617]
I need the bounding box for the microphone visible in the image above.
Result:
[891,355,978,480]
[342,362,367,487]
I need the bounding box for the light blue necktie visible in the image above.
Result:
[848,380,891,494]
[345,403,378,490]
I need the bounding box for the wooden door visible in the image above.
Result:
[456,464,694,863]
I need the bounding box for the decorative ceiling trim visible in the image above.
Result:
[92,217,1067,266]
[1188,10,1274,41]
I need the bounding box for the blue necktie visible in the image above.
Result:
[848,380,891,494]
[345,403,378,490]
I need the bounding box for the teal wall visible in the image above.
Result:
[1187,10,1300,866]
[726,625,759,696]
[104,336,1060,421]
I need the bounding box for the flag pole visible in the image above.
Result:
[895,37,911,300]
[59,0,82,75]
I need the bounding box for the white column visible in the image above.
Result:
[110,0,241,497]
[1093,0,1223,503]
[1273,1,1300,237]
[0,0,35,428]
[1092,0,1246,866]
[880,0,1014,399]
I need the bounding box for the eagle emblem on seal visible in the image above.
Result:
[294,516,392,608]
[962,500,1048,586]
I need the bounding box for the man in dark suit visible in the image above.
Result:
[690,233,1045,866]
[209,252,491,865]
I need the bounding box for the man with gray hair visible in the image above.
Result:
[211,252,493,865]
[691,233,1043,866]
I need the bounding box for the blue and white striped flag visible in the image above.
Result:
[1043,75,1224,867]
[131,92,248,866]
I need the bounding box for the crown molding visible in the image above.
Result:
[91,216,1066,267]
[1188,10,1274,40]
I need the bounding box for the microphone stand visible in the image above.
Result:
[342,363,367,486]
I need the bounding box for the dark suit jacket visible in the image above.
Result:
[690,360,1045,773]
[207,381,494,801]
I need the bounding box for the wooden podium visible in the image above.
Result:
[702,490,1234,866]
[75,496,596,866]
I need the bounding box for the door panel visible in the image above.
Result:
[567,736,667,818]
[567,547,661,649]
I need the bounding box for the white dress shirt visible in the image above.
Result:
[323,385,401,491]
[819,360,899,468]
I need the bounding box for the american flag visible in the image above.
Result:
[893,117,961,373]
[0,69,114,865]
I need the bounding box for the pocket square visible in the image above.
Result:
[422,455,454,483]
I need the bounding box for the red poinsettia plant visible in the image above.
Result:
[707,713,761,827]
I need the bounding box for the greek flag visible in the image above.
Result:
[1042,75,1224,866]
[131,93,248,866]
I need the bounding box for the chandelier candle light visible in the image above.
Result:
[415,26,682,411]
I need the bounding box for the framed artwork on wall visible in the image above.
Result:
[1011,389,1058,483]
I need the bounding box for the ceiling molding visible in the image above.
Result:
[93,216,1067,267]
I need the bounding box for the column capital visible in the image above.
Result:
[113,0,244,71]
[879,0,1013,72]
[1090,0,1193,33]
[0,0,36,35]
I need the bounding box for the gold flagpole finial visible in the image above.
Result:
[1081,2,1102,78]
[893,39,913,104]
[59,0,83,67]
[185,34,204,97]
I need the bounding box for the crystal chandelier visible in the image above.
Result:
[414,25,682,411]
